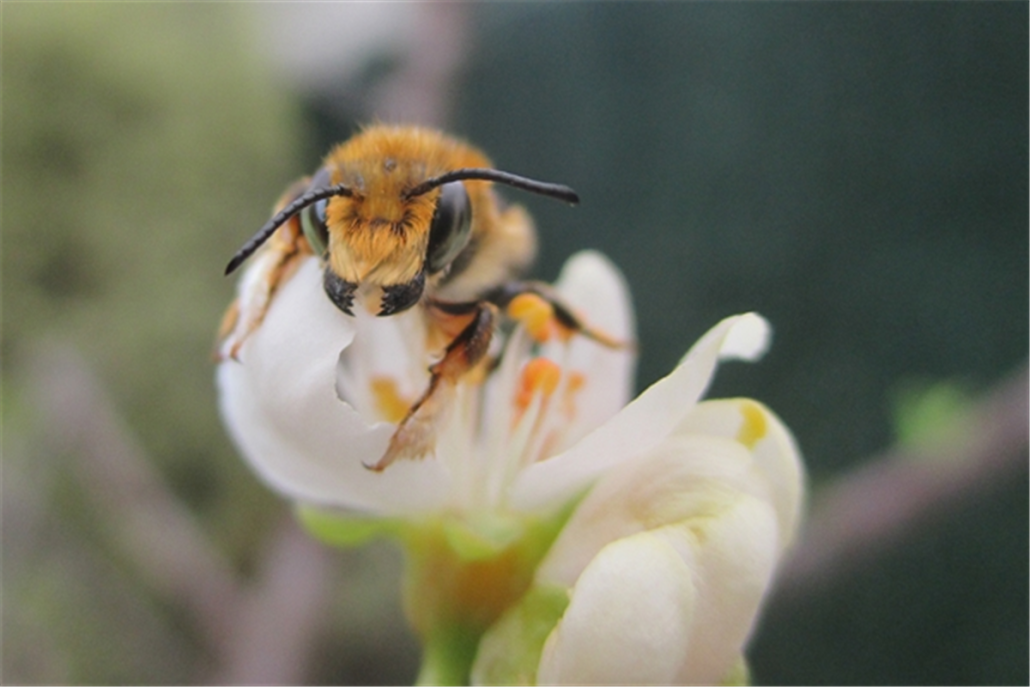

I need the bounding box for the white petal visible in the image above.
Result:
[537,530,696,686]
[672,496,780,684]
[544,250,637,448]
[536,444,782,684]
[218,258,452,514]
[716,312,770,362]
[536,434,762,587]
[218,247,288,360]
[676,399,805,549]
[335,305,429,418]
[511,313,770,512]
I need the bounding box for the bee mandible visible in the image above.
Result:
[220,125,619,470]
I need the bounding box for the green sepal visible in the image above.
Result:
[470,583,570,686]
[721,655,751,686]
[441,512,526,561]
[295,505,403,548]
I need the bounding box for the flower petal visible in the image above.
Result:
[716,312,771,361]
[536,433,764,587]
[676,398,805,549]
[674,495,780,684]
[535,443,783,685]
[536,529,696,686]
[335,305,430,421]
[543,250,637,448]
[511,313,771,512]
[218,258,452,514]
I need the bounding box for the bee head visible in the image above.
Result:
[226,167,578,317]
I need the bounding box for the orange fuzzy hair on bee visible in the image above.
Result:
[323,127,496,288]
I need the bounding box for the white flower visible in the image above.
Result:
[217,249,804,685]
[522,393,802,685]
[217,250,636,516]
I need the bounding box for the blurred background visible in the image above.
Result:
[3,3,1026,684]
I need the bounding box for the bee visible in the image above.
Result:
[220,125,618,470]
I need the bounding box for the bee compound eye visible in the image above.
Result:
[300,167,332,256]
[300,198,329,256]
[426,181,472,274]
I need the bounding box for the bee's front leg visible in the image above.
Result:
[365,301,497,472]
[216,179,315,361]
[215,224,310,361]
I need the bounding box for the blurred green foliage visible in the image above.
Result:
[4,3,297,554]
[891,380,974,452]
[3,4,302,683]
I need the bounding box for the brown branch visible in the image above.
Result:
[773,363,1029,598]
[208,515,335,686]
[28,343,340,684]
[27,343,244,655]
[370,3,472,127]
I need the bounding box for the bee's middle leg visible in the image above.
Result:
[365,301,496,471]
[487,281,628,349]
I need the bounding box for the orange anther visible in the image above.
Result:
[514,357,562,413]
[507,293,555,343]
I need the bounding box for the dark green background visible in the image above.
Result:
[449,6,1028,684]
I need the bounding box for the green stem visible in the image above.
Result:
[402,508,580,685]
[414,624,481,686]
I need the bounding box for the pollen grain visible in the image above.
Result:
[371,376,413,424]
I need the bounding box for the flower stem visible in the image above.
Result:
[414,624,481,686]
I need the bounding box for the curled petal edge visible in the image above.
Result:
[511,313,772,512]
[218,259,454,514]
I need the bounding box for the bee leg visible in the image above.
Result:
[216,181,315,360]
[366,302,496,472]
[215,241,309,361]
[488,281,629,349]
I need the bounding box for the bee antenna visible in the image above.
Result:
[225,183,354,275]
[404,168,579,205]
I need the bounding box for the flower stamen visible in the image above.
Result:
[514,358,563,418]
[507,293,557,343]
[563,371,587,419]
